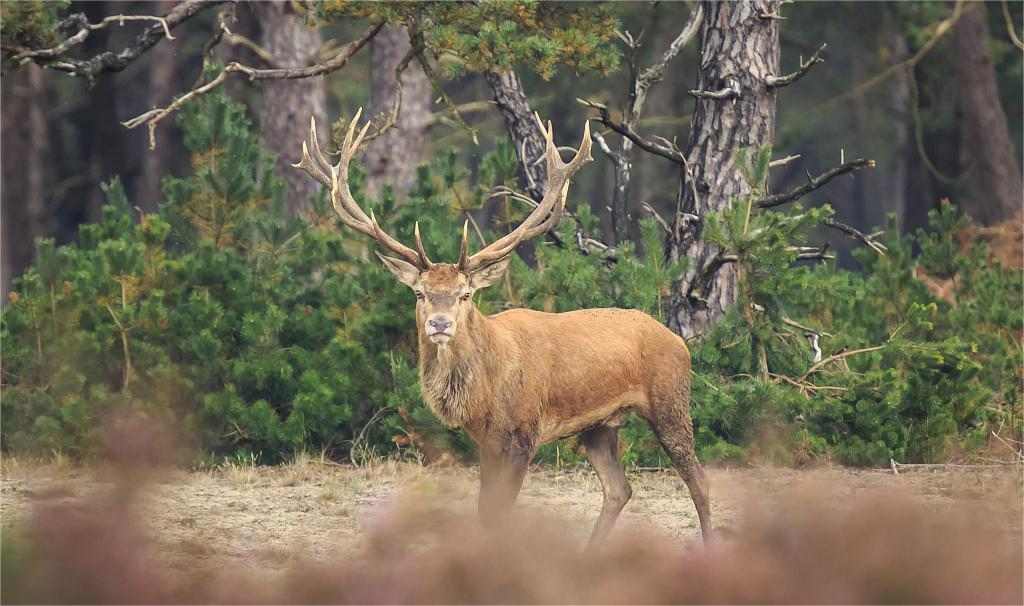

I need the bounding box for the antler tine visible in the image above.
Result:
[292,108,429,270]
[342,107,363,153]
[456,220,470,269]
[293,140,331,188]
[307,116,333,178]
[462,117,593,272]
[291,117,332,188]
[413,222,434,268]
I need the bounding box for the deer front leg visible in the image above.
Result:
[477,430,534,528]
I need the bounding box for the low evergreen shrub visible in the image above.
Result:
[3,92,1019,467]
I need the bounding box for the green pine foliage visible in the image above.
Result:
[3,91,428,463]
[3,96,1020,469]
[689,150,1022,466]
[319,1,620,79]
[1,0,69,59]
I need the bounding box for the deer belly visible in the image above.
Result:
[538,389,646,444]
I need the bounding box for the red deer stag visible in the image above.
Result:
[292,110,711,543]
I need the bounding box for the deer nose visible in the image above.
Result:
[428,317,452,333]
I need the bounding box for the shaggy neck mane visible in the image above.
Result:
[418,306,494,427]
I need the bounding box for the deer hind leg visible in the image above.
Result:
[580,424,632,547]
[648,382,712,541]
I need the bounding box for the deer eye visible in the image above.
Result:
[414,291,425,301]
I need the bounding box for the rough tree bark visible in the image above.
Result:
[363,26,432,200]
[954,2,1023,225]
[253,2,326,217]
[485,70,549,204]
[1,66,49,297]
[666,0,780,340]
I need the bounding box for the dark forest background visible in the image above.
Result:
[1,1,1021,467]
[4,1,1021,295]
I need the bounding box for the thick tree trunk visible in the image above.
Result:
[954,2,1023,225]
[878,27,912,231]
[254,2,326,217]
[138,0,181,213]
[666,0,780,340]
[82,2,122,223]
[363,26,432,200]
[849,24,911,236]
[1,66,49,296]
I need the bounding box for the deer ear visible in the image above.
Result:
[468,256,511,290]
[376,253,420,288]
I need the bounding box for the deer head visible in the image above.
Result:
[293,110,592,345]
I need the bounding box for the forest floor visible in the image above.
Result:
[2,458,1021,576]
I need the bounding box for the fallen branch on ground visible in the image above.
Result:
[890,460,1022,474]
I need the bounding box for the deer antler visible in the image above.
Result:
[293,109,433,269]
[294,110,591,272]
[458,116,593,271]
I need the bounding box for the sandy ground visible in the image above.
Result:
[2,458,1021,574]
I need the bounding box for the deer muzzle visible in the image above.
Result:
[426,315,455,343]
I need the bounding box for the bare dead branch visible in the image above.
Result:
[770,154,802,168]
[689,84,740,100]
[217,13,275,65]
[689,242,831,304]
[636,5,704,94]
[769,372,847,398]
[766,43,826,88]
[596,5,702,245]
[890,460,1022,471]
[822,218,888,255]
[790,244,835,261]
[642,203,673,235]
[122,22,384,149]
[756,158,875,208]
[577,98,685,164]
[11,14,177,63]
[225,25,385,80]
[591,131,624,163]
[780,316,833,338]
[7,0,224,81]
[122,70,228,149]
[799,345,886,382]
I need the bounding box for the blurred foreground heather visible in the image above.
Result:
[2,414,1020,604]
